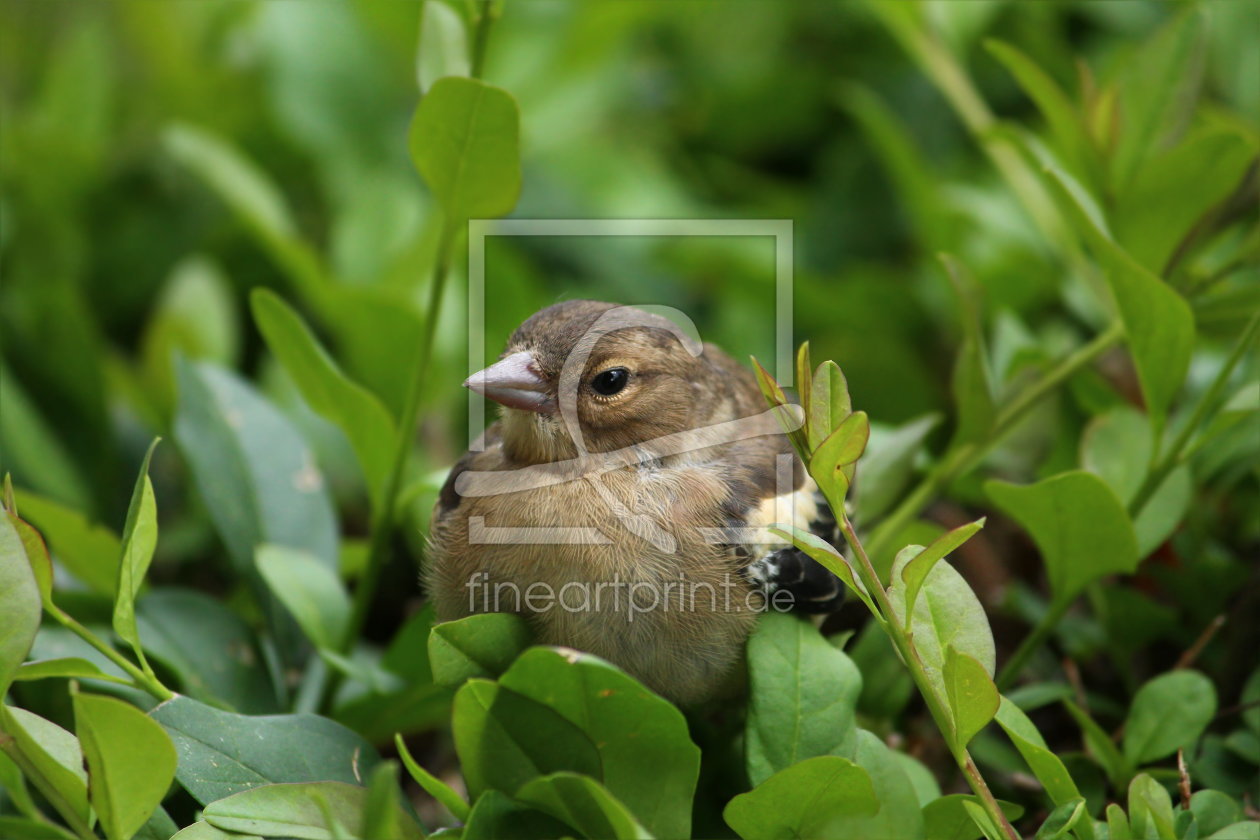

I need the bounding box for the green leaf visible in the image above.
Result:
[1123,669,1217,766]
[73,692,177,840]
[1189,790,1242,838]
[808,360,853,451]
[940,255,996,448]
[900,518,986,625]
[1034,798,1087,840]
[15,657,131,686]
[1114,126,1257,273]
[396,733,470,821]
[0,707,90,828]
[6,500,53,609]
[256,544,351,651]
[362,762,406,840]
[498,647,699,840]
[753,357,809,460]
[1063,700,1130,788]
[1128,773,1176,840]
[795,342,813,435]
[993,698,1083,809]
[768,525,872,614]
[203,781,422,840]
[409,76,521,221]
[854,414,940,522]
[723,755,878,840]
[516,772,651,840]
[984,40,1095,188]
[174,359,339,575]
[462,789,573,840]
[140,256,240,415]
[417,0,470,91]
[943,646,999,749]
[9,489,119,596]
[251,289,397,511]
[1048,172,1195,431]
[163,124,328,305]
[887,546,996,707]
[1207,824,1260,840]
[1111,8,1207,190]
[150,695,380,806]
[451,679,601,799]
[428,613,532,685]
[922,795,1025,840]
[986,471,1139,605]
[135,588,277,714]
[1081,406,1193,555]
[169,821,250,840]
[745,612,861,785]
[809,411,869,502]
[112,438,160,670]
[0,366,91,513]
[0,514,41,697]
[1106,803,1132,840]
[0,815,79,840]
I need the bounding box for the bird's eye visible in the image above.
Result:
[590,367,630,396]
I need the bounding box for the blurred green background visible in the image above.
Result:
[1,0,1256,568]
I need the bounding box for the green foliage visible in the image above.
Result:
[1,1,1256,838]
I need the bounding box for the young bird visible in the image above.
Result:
[426,300,842,705]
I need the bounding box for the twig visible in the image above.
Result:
[1174,615,1226,671]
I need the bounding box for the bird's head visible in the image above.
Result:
[465,300,712,463]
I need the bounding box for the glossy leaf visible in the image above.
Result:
[516,772,650,840]
[943,646,999,749]
[203,781,422,840]
[1080,406,1192,555]
[74,692,177,840]
[396,733,470,821]
[888,546,996,707]
[923,795,1025,840]
[428,613,532,686]
[0,514,41,697]
[251,289,396,511]
[9,489,118,596]
[174,359,339,575]
[723,755,878,840]
[112,439,160,669]
[150,695,380,806]
[986,471,1139,605]
[452,679,601,799]
[256,544,350,650]
[809,411,869,502]
[135,588,277,714]
[15,657,131,686]
[499,647,699,840]
[1123,669,1217,766]
[0,707,90,827]
[808,360,852,451]
[993,698,1083,809]
[899,518,985,625]
[769,524,873,614]
[462,789,573,840]
[745,611,861,785]
[409,76,521,221]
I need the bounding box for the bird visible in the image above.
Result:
[425,300,843,705]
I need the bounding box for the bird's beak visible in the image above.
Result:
[464,351,554,413]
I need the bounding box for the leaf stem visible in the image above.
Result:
[835,512,1019,840]
[1129,313,1259,516]
[868,321,1124,561]
[469,0,499,81]
[345,219,457,650]
[47,606,172,701]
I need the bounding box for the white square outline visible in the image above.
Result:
[466,218,793,450]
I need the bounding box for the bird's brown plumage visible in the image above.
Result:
[425,300,820,705]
